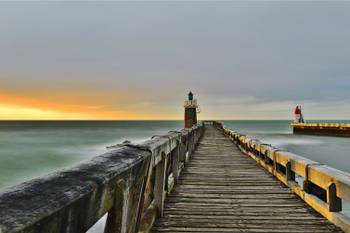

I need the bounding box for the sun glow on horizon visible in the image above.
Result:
[0,94,183,120]
[0,104,91,120]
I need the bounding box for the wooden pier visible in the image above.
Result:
[152,126,342,232]
[0,121,350,233]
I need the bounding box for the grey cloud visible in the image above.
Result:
[0,1,349,118]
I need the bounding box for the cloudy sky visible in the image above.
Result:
[1,1,350,120]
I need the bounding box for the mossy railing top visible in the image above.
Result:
[0,124,204,233]
[214,121,350,233]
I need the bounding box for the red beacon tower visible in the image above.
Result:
[294,105,305,123]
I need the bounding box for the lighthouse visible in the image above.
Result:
[184,91,199,128]
[294,105,305,123]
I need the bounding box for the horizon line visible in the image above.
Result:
[0,119,349,121]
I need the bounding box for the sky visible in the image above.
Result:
[1,1,350,120]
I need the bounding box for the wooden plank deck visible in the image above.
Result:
[151,126,343,233]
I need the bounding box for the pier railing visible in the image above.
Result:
[0,124,203,233]
[211,121,350,233]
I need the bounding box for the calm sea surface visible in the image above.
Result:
[0,121,183,190]
[0,120,349,231]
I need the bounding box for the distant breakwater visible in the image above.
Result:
[291,122,350,137]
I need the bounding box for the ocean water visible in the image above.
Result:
[0,120,349,231]
[0,121,183,191]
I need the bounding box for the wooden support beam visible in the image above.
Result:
[137,202,157,233]
[286,161,295,181]
[171,145,180,184]
[153,154,167,217]
[104,179,130,233]
[104,153,151,233]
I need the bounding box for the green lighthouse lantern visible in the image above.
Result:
[188,91,193,101]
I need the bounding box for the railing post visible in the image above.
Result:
[327,183,342,212]
[303,164,311,193]
[286,161,295,181]
[105,158,150,233]
[171,144,180,185]
[189,130,194,156]
[104,179,131,233]
[153,153,167,217]
[179,141,186,165]
[272,150,277,172]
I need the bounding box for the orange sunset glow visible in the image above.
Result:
[0,93,183,120]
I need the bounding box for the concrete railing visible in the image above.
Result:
[0,124,204,233]
[213,121,350,233]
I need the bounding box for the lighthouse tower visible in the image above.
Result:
[184,91,199,128]
[294,105,305,123]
